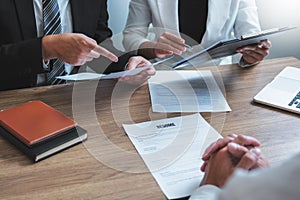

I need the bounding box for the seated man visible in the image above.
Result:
[189,134,300,200]
[0,0,154,91]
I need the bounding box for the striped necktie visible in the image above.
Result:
[43,0,65,84]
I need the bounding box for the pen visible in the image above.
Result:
[173,41,193,51]
[181,43,193,50]
[152,55,175,66]
[124,55,175,70]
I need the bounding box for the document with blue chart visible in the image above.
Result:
[148,70,231,113]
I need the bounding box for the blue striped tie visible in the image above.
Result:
[43,0,65,84]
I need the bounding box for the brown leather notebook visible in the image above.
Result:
[0,100,77,146]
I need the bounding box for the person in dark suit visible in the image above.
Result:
[0,0,154,91]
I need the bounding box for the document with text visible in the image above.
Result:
[148,70,231,113]
[123,113,222,199]
[56,66,151,81]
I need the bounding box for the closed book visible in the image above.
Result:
[0,100,77,146]
[0,125,87,162]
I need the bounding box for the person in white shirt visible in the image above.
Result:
[189,134,300,200]
[123,0,271,66]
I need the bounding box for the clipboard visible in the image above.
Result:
[172,26,296,69]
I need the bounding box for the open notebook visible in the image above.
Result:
[253,66,300,114]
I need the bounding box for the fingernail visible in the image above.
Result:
[228,142,239,151]
[250,148,261,157]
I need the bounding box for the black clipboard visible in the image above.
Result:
[172,26,296,69]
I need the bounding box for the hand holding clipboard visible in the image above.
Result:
[172,26,296,69]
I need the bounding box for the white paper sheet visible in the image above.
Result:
[56,66,151,81]
[148,70,231,112]
[123,113,222,199]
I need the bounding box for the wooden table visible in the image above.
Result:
[0,57,300,199]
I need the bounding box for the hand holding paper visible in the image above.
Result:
[57,56,155,85]
[56,65,153,81]
[118,56,156,85]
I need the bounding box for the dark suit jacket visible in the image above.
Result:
[0,0,127,91]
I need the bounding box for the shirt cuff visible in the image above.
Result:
[124,62,129,71]
[43,60,51,72]
[238,57,260,68]
[189,184,221,200]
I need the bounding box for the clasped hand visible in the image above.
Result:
[200,134,269,187]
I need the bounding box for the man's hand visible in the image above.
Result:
[139,32,187,58]
[200,143,268,187]
[42,33,118,66]
[236,39,272,65]
[201,134,261,172]
[118,56,156,85]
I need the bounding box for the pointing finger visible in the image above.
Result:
[86,49,101,59]
[93,45,118,62]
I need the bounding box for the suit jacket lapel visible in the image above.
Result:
[70,0,100,35]
[14,0,37,39]
[70,0,82,33]
[156,0,179,34]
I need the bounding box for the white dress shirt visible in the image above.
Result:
[33,0,73,84]
[123,0,261,66]
[189,152,300,200]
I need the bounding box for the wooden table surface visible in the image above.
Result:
[0,57,299,200]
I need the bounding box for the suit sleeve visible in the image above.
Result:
[93,0,113,44]
[0,38,44,90]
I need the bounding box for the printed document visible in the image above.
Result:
[123,113,222,199]
[56,66,151,81]
[56,55,174,81]
[148,70,231,112]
